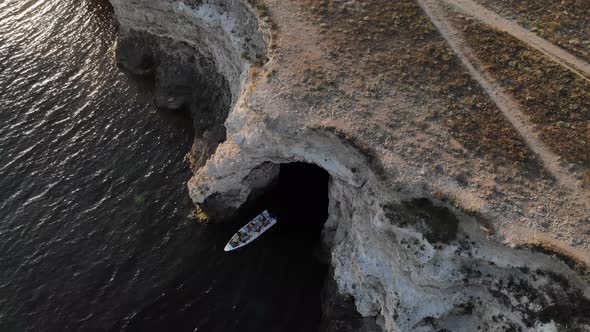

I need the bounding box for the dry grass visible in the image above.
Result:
[452,15,590,172]
[475,0,590,62]
[255,0,270,18]
[299,0,537,170]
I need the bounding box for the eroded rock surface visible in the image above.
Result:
[110,0,590,330]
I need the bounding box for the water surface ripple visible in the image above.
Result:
[0,1,326,331]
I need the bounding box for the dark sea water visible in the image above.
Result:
[0,1,328,331]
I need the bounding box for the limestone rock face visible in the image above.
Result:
[110,0,590,330]
[111,0,265,100]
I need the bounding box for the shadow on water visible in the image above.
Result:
[116,163,331,332]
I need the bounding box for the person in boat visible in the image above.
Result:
[230,233,240,246]
[261,217,270,227]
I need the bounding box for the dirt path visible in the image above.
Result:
[442,0,590,83]
[416,0,590,207]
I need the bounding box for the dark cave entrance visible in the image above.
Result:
[212,161,333,330]
[236,161,331,245]
[261,162,332,329]
[268,162,331,240]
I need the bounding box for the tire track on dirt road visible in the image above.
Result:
[416,0,590,208]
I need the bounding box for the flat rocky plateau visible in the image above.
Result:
[110,0,590,330]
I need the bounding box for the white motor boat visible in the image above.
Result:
[224,210,277,252]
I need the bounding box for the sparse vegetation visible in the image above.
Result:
[298,0,538,171]
[302,67,336,92]
[254,53,267,67]
[240,51,251,62]
[474,0,590,61]
[255,1,269,18]
[195,206,210,223]
[451,15,590,177]
[264,67,276,82]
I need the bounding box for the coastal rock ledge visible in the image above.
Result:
[110,0,590,330]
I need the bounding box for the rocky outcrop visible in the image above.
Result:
[112,0,263,167]
[110,0,590,330]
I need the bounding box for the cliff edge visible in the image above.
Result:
[110,0,590,330]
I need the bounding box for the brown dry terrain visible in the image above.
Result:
[449,13,590,185]
[246,0,590,260]
[297,0,538,171]
[473,0,590,62]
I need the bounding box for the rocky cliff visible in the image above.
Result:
[110,0,590,330]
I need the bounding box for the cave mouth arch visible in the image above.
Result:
[236,161,332,251]
[212,162,333,329]
[267,162,331,241]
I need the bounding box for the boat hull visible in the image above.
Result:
[224,210,277,251]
